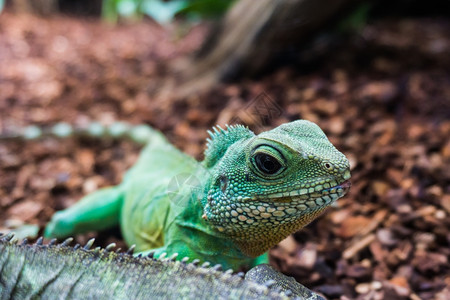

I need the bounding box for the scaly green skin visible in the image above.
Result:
[0,233,323,300]
[43,120,351,270]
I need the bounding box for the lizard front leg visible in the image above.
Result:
[44,185,124,238]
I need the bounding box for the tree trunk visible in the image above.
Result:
[178,0,358,95]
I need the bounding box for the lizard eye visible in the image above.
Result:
[251,144,286,177]
[253,153,283,175]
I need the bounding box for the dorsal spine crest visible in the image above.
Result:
[203,124,254,168]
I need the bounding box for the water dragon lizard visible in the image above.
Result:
[3,120,351,271]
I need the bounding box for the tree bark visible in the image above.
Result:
[178,0,358,95]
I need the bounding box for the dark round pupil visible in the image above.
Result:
[255,153,281,174]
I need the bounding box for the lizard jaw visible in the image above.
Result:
[267,179,350,198]
[242,179,351,206]
[264,179,351,209]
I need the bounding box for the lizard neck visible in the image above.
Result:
[175,192,254,269]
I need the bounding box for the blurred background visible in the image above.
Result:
[0,0,449,299]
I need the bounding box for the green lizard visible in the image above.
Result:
[0,232,324,299]
[38,120,350,270]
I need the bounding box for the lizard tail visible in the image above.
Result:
[0,122,159,146]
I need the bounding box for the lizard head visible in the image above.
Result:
[202,120,351,257]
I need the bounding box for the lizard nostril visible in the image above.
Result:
[322,162,333,170]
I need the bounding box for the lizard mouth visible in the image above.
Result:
[260,179,351,206]
[327,180,351,193]
[267,179,350,197]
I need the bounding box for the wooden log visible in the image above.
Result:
[178,0,358,95]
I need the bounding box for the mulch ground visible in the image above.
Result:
[0,11,449,300]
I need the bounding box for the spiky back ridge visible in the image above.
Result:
[0,233,294,300]
[204,125,254,168]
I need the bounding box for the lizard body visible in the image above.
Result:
[21,120,351,270]
[0,233,324,300]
